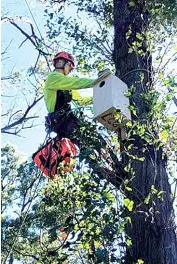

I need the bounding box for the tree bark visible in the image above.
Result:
[113,0,177,263]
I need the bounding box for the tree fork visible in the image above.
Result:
[113,0,177,263]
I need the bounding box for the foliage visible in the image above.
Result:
[2,128,125,263]
[1,144,21,214]
[1,145,45,263]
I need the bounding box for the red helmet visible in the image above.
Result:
[52,51,75,68]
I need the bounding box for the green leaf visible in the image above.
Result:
[124,198,134,211]
[94,241,100,248]
[136,33,143,40]
[126,238,132,246]
[125,187,132,192]
[144,194,151,204]
[84,242,90,249]
[76,200,81,207]
[151,185,158,194]
[89,154,96,160]
[157,190,165,200]
[126,121,132,127]
[80,220,85,227]
[74,225,79,231]
[103,192,115,202]
[138,157,145,161]
[137,259,144,264]
[129,1,135,7]
[158,72,164,80]
[160,130,168,141]
[95,227,101,235]
[125,216,132,224]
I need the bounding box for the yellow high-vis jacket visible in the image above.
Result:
[44,72,95,113]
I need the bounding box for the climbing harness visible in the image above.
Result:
[45,107,69,134]
[33,96,81,179]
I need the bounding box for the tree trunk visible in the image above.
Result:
[113,0,177,263]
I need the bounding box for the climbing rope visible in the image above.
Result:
[23,0,51,71]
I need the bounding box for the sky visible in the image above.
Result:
[1,0,97,157]
[1,0,47,156]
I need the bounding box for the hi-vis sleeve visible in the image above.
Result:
[45,72,95,91]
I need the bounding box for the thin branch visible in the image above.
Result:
[8,110,23,125]
[1,111,11,117]
[2,17,50,56]
[156,39,174,73]
[18,37,29,48]
[1,75,15,80]
[121,68,152,80]
[159,52,177,73]
[1,39,13,55]
[95,17,113,53]
[1,95,43,133]
[12,248,40,261]
[10,21,36,46]
[33,53,40,73]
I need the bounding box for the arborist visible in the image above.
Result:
[44,51,96,140]
[33,51,111,177]
[33,51,96,177]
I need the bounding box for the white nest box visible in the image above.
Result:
[93,74,131,130]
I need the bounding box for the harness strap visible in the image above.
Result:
[45,105,71,134]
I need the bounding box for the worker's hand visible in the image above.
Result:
[98,68,111,78]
